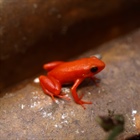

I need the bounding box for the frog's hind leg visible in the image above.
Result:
[39,75,70,101]
[43,61,64,71]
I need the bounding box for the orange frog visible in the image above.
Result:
[39,56,105,109]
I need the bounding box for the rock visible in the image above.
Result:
[0,29,140,139]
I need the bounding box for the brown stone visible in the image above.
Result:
[135,114,140,133]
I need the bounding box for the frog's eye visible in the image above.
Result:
[90,67,98,73]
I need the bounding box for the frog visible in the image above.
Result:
[39,56,105,109]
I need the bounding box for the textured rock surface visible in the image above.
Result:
[0,29,140,139]
[1,0,138,58]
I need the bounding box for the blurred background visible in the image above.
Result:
[0,0,140,91]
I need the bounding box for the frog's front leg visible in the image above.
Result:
[39,75,70,101]
[71,79,92,109]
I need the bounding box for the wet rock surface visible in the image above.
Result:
[0,30,140,139]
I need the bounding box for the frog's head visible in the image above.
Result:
[89,56,105,75]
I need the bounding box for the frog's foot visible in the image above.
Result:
[76,99,92,109]
[91,76,100,87]
[55,93,71,101]
[76,93,92,109]
[41,85,70,101]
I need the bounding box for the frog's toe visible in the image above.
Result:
[56,94,71,101]
[77,100,92,109]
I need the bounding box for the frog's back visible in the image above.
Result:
[47,57,105,84]
[48,58,90,83]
